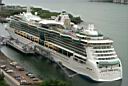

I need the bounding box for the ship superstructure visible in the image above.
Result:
[6,9,122,81]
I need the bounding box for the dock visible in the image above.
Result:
[6,38,35,54]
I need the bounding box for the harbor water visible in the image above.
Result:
[1,0,128,86]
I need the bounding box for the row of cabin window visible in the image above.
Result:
[98,64,120,69]
[98,57,115,60]
[100,69,120,72]
[44,42,73,57]
[45,36,87,57]
[95,50,113,53]
[73,56,86,64]
[41,24,64,29]
[46,36,85,52]
[11,21,39,37]
[96,54,114,57]
[29,23,87,47]
[90,43,112,45]
[93,46,112,49]
[19,23,39,36]
[15,30,39,43]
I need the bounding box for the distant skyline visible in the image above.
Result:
[3,0,89,5]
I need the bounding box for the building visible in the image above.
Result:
[113,0,128,4]
[0,0,4,11]
[90,0,128,4]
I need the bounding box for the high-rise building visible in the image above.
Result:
[113,0,128,4]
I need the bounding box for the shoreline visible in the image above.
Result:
[0,5,83,24]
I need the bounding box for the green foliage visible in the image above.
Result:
[70,16,83,24]
[0,72,9,86]
[31,7,83,24]
[40,79,71,86]
[0,9,26,17]
[0,72,5,80]
[0,80,9,86]
[0,73,8,86]
[31,7,60,19]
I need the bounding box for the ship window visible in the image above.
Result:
[75,55,86,61]
[73,58,78,62]
[79,60,86,64]
[62,50,67,56]
[81,41,87,44]
[119,64,120,67]
[67,52,73,57]
[99,66,102,68]
[41,24,49,28]
[58,48,62,53]
[58,16,61,21]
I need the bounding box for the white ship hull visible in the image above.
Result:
[6,27,122,82]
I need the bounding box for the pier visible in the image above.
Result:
[6,38,35,54]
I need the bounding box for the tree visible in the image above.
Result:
[0,72,9,86]
[0,72,5,80]
[40,79,71,86]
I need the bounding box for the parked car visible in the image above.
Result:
[20,79,27,85]
[0,65,6,69]
[16,66,24,71]
[32,78,39,81]
[4,68,9,71]
[14,75,21,81]
[10,62,17,66]
[26,72,35,78]
[6,69,14,73]
[26,72,32,76]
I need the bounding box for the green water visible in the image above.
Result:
[1,0,128,86]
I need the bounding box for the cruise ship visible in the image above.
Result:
[6,8,122,82]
